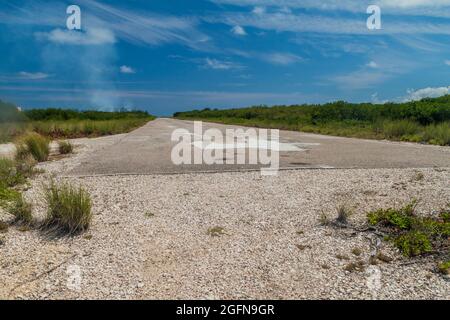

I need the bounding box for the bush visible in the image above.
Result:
[15,132,50,162]
[58,141,73,154]
[367,201,416,229]
[394,231,433,257]
[44,181,92,234]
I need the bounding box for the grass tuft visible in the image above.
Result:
[15,132,49,162]
[9,194,33,225]
[58,140,73,155]
[336,204,353,225]
[44,181,92,235]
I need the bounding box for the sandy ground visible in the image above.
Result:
[0,132,449,300]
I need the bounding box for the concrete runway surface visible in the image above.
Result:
[68,118,450,175]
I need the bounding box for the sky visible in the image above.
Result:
[0,0,450,116]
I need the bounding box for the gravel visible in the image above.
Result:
[0,136,449,300]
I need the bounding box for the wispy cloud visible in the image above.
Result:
[445,60,450,66]
[262,53,303,65]
[0,72,51,81]
[2,0,211,50]
[17,72,50,80]
[203,58,244,70]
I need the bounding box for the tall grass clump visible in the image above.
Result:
[423,122,450,146]
[382,120,421,139]
[44,181,92,234]
[15,132,50,162]
[58,140,73,154]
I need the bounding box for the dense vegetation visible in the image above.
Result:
[0,100,155,143]
[174,96,450,146]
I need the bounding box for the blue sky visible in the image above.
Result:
[1,0,450,115]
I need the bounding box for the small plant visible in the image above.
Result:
[394,231,432,257]
[351,248,362,256]
[335,204,353,225]
[440,210,450,223]
[336,254,350,260]
[144,211,154,218]
[58,140,73,155]
[9,194,33,225]
[344,261,365,272]
[376,252,393,263]
[44,181,92,234]
[0,221,8,233]
[411,172,424,182]
[319,212,330,226]
[438,261,450,275]
[207,226,226,237]
[296,244,311,251]
[15,132,50,162]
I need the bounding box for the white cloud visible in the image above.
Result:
[404,86,450,101]
[445,60,450,66]
[203,58,243,70]
[367,61,379,69]
[120,65,136,74]
[262,53,303,65]
[17,72,50,80]
[36,28,116,45]
[231,25,247,36]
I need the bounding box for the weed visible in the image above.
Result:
[207,226,226,237]
[44,181,92,234]
[351,248,362,256]
[58,141,73,154]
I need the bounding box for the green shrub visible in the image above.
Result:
[58,140,73,154]
[394,231,433,257]
[9,194,33,225]
[15,132,50,162]
[367,201,416,230]
[44,181,92,234]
